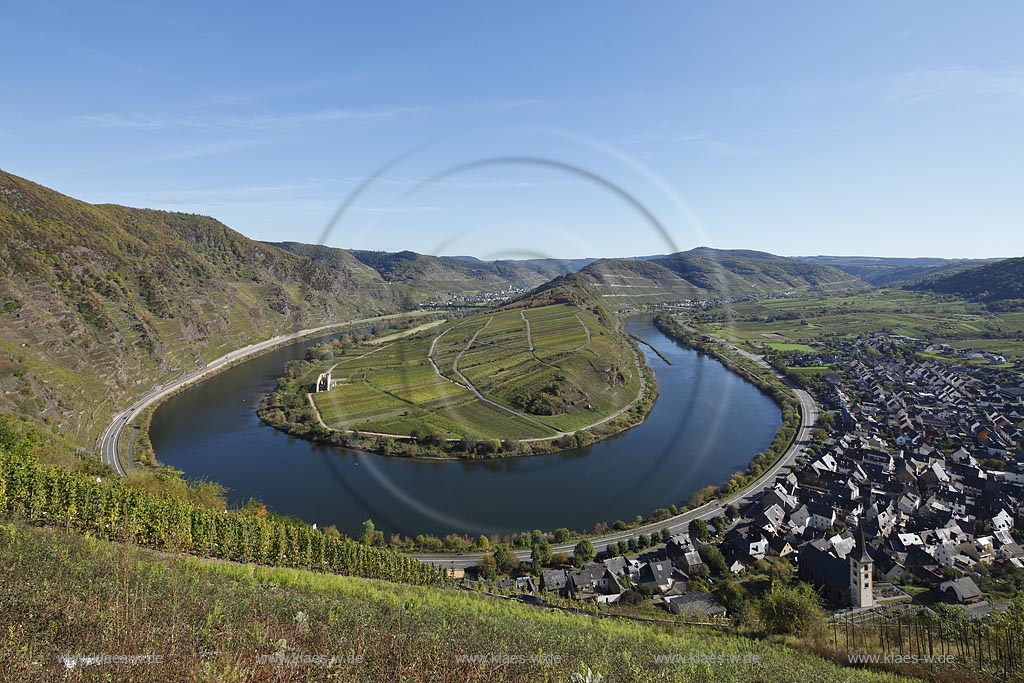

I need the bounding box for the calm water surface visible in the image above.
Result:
[151,316,781,538]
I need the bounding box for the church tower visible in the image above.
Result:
[849,522,874,608]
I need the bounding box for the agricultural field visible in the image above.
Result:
[690,290,1024,365]
[309,304,642,440]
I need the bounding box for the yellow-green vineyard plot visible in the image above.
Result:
[429,320,484,378]
[526,304,591,358]
[378,362,467,405]
[313,383,410,428]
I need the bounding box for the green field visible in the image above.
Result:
[309,304,642,440]
[690,290,1024,369]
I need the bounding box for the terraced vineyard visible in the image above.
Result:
[308,303,644,442]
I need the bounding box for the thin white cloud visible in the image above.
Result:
[353,205,445,214]
[623,131,765,157]
[74,105,430,131]
[887,67,1024,107]
[45,138,273,179]
[330,174,565,190]
[144,181,329,201]
[495,98,551,110]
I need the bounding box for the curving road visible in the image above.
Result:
[97,312,435,477]
[412,334,818,569]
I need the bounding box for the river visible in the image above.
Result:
[150,316,781,538]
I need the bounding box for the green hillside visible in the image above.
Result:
[0,522,912,683]
[0,170,407,445]
[796,255,998,286]
[269,243,581,299]
[649,248,865,295]
[915,256,1024,304]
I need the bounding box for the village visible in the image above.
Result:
[472,331,1024,623]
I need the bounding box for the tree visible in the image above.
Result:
[476,534,490,550]
[765,556,795,585]
[712,515,729,534]
[716,579,748,613]
[725,504,740,521]
[531,538,552,569]
[690,518,710,541]
[638,534,650,548]
[493,545,516,573]
[660,528,672,543]
[573,539,595,567]
[479,553,497,581]
[553,527,572,543]
[360,519,382,546]
[699,543,728,576]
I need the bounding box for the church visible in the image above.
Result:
[798,523,875,608]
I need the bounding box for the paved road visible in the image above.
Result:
[97,312,435,477]
[413,333,818,570]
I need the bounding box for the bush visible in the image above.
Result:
[757,583,826,638]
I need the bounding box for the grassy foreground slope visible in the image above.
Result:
[0,523,911,683]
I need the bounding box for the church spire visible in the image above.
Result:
[853,519,871,563]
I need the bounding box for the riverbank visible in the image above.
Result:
[630,332,673,365]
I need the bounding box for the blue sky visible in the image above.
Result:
[2,2,1022,259]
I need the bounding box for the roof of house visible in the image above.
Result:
[639,560,674,585]
[800,542,848,594]
[665,591,727,616]
[540,569,568,591]
[940,577,982,602]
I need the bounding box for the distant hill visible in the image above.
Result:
[795,255,998,286]
[536,248,866,308]
[651,248,863,294]
[914,257,1024,303]
[270,243,587,296]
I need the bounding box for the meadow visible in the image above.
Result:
[691,290,1024,364]
[0,521,914,683]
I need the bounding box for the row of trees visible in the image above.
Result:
[0,441,444,587]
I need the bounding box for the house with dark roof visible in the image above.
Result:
[540,569,568,595]
[663,591,728,618]
[638,560,678,594]
[939,577,982,604]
